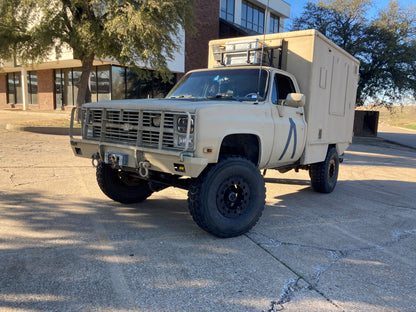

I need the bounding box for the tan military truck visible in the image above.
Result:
[70,29,359,238]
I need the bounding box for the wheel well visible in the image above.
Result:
[219,134,260,165]
[328,144,337,154]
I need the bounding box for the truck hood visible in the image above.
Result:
[82,98,258,113]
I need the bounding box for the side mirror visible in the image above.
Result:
[285,93,305,108]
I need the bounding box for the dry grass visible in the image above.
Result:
[357,105,416,130]
[14,118,80,128]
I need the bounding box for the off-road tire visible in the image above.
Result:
[309,147,339,193]
[96,162,153,204]
[188,156,266,238]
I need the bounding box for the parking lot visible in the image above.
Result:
[0,112,415,311]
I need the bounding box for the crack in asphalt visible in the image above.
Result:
[247,227,416,311]
[264,278,306,312]
[245,233,344,312]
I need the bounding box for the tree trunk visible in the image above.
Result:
[75,53,95,123]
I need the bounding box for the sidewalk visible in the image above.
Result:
[378,124,416,149]
[1,108,74,135]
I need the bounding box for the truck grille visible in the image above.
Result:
[83,108,193,151]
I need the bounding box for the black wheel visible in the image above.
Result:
[188,156,266,238]
[309,147,339,193]
[96,162,153,203]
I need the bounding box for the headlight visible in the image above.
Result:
[177,116,194,133]
[178,135,193,148]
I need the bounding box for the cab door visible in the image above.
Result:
[267,72,307,167]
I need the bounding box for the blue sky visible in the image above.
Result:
[287,0,414,20]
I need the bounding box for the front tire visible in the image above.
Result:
[96,162,153,203]
[309,147,339,193]
[188,157,266,238]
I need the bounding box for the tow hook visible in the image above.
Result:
[91,153,100,168]
[138,161,151,178]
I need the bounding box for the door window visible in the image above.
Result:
[271,74,296,105]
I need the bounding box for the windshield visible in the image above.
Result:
[166,68,269,101]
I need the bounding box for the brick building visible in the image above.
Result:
[0,0,290,111]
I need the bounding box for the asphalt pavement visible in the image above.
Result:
[0,108,415,311]
[378,124,416,149]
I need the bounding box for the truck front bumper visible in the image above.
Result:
[70,138,208,178]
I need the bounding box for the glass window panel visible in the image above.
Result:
[55,70,63,109]
[7,74,15,104]
[247,6,253,29]
[111,66,126,100]
[241,3,247,27]
[221,10,226,20]
[138,76,153,99]
[15,74,22,104]
[97,66,110,101]
[28,71,38,105]
[227,0,234,22]
[126,68,153,99]
[254,9,259,31]
[270,15,280,33]
[63,69,73,106]
[7,74,15,92]
[72,69,82,105]
[259,11,264,33]
[153,74,176,98]
[220,0,227,19]
[90,69,98,102]
[126,68,140,99]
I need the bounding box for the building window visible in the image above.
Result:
[54,68,80,109]
[91,65,111,102]
[55,65,176,108]
[27,71,38,105]
[241,0,265,33]
[270,14,280,33]
[7,73,22,104]
[7,72,37,105]
[55,70,64,109]
[220,0,234,22]
[111,66,126,100]
[124,68,176,99]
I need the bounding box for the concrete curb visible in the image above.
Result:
[377,137,416,151]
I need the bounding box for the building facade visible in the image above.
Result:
[0,0,290,111]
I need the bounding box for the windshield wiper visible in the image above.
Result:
[170,95,195,99]
[206,93,241,101]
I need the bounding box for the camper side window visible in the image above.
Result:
[271,74,296,105]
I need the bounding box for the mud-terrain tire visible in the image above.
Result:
[188,156,266,238]
[96,162,153,203]
[309,147,339,193]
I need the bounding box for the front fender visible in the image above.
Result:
[194,104,274,167]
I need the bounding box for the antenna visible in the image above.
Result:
[255,0,270,104]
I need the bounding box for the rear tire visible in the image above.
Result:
[96,162,153,203]
[310,147,339,193]
[188,156,266,238]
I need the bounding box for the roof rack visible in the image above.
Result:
[211,39,285,69]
